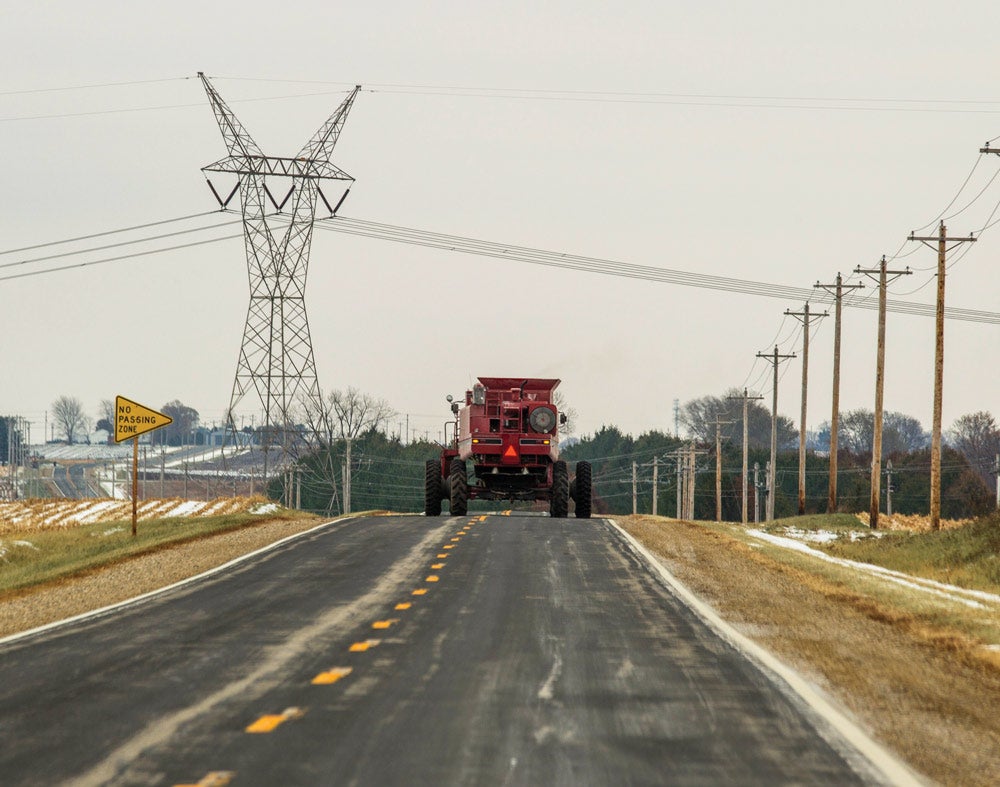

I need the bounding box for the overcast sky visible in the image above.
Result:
[2,2,999,443]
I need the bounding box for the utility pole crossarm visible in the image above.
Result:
[907,231,976,252]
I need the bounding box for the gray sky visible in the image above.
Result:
[2,1,999,443]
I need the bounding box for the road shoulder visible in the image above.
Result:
[621,514,1000,787]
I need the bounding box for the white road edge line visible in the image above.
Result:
[0,516,354,648]
[608,518,926,787]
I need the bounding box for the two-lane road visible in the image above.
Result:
[0,515,906,785]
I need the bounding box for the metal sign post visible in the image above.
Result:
[114,396,173,537]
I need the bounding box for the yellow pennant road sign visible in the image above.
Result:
[114,396,172,443]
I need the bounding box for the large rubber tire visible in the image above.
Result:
[574,461,592,519]
[550,460,569,518]
[449,458,468,516]
[425,459,443,516]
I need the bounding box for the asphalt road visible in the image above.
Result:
[0,514,898,786]
[50,463,100,499]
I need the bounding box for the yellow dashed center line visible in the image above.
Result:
[431,563,445,569]
[349,639,381,652]
[437,553,449,558]
[425,575,440,582]
[245,707,304,734]
[395,602,412,610]
[443,545,455,550]
[412,588,428,595]
[371,619,399,630]
[450,537,461,542]
[312,666,352,685]
[173,771,236,787]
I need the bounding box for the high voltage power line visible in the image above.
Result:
[12,74,1000,123]
[2,211,1000,326]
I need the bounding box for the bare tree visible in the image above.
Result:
[839,409,875,454]
[883,412,930,454]
[682,389,796,449]
[52,396,90,444]
[839,408,928,456]
[160,400,200,446]
[948,411,1000,485]
[552,390,578,436]
[95,399,115,435]
[328,387,396,440]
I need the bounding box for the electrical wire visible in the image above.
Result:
[313,215,1000,324]
[0,87,356,124]
[0,233,241,283]
[4,209,998,327]
[0,76,194,97]
[944,162,1000,222]
[0,219,241,272]
[0,212,221,256]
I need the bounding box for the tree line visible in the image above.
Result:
[35,386,1000,520]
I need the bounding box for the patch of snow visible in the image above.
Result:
[70,501,120,524]
[782,527,841,544]
[747,529,1000,610]
[12,540,39,550]
[163,501,208,518]
[250,503,279,515]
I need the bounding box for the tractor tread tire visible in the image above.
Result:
[449,458,468,516]
[574,461,592,519]
[550,460,569,518]
[425,459,442,516]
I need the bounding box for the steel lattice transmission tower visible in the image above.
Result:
[198,73,360,473]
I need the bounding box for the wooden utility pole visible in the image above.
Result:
[753,462,761,523]
[785,303,828,514]
[632,461,637,515]
[729,388,764,525]
[907,222,975,530]
[713,416,734,522]
[995,454,999,510]
[885,460,894,517]
[651,456,658,516]
[674,450,683,518]
[756,346,796,521]
[855,256,912,529]
[684,443,697,520]
[815,273,865,513]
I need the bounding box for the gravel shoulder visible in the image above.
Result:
[0,514,327,639]
[620,514,1000,787]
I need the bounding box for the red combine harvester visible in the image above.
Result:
[425,377,591,518]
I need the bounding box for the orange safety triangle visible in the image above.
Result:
[503,444,518,459]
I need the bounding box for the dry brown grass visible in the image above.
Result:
[622,514,1000,787]
[853,511,973,532]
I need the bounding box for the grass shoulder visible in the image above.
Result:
[0,506,322,599]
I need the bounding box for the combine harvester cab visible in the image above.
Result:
[425,377,591,518]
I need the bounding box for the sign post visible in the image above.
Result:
[114,396,173,536]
